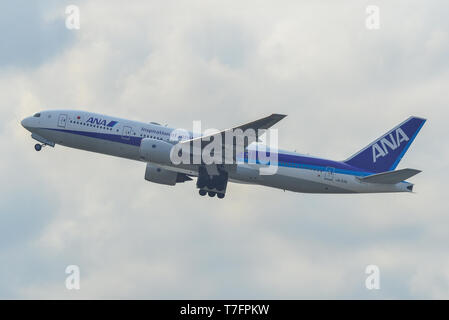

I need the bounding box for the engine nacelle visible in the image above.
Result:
[144,163,178,185]
[139,138,174,165]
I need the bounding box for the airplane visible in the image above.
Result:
[21,111,426,199]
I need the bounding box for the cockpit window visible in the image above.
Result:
[33,113,41,117]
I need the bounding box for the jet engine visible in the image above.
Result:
[139,138,175,165]
[144,163,192,186]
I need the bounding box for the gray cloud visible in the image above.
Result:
[0,0,76,69]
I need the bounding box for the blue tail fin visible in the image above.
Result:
[344,116,426,173]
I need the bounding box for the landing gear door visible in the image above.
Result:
[324,167,335,181]
[58,114,67,128]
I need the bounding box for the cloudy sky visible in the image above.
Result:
[1,0,448,299]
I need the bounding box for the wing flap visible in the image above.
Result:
[359,168,421,184]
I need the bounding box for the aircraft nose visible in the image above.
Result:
[21,117,32,130]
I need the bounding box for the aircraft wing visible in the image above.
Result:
[359,168,421,184]
[177,113,286,163]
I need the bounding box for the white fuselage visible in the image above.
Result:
[21,110,413,194]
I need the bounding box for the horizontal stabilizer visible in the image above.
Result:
[359,168,421,184]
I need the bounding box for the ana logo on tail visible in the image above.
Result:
[372,128,409,163]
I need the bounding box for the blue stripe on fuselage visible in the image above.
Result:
[241,152,372,177]
[46,127,373,176]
